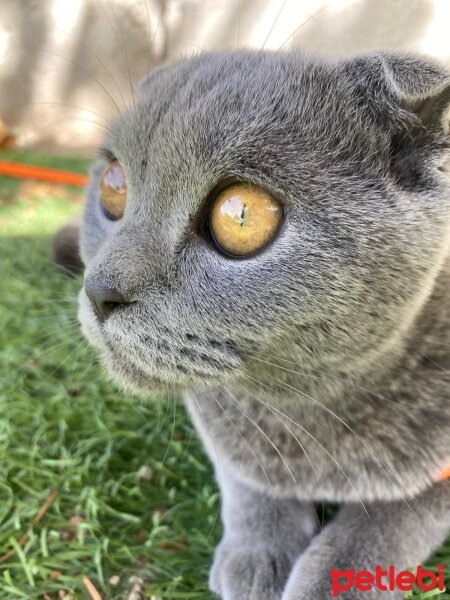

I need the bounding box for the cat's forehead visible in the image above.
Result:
[108,51,357,184]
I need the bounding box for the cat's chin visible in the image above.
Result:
[102,353,183,398]
[110,374,181,400]
[102,350,229,398]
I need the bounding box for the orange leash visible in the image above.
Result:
[0,160,88,187]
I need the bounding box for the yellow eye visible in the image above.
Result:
[209,183,283,256]
[99,161,127,220]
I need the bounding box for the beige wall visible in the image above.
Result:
[1,0,449,152]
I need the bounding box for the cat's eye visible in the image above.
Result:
[99,161,127,220]
[209,183,283,257]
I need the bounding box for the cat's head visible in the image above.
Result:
[78,50,450,395]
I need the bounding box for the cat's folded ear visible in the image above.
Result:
[342,53,450,139]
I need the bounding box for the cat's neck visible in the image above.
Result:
[405,253,450,368]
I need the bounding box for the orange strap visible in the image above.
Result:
[439,466,450,481]
[0,160,88,187]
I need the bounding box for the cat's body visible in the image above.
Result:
[76,50,450,598]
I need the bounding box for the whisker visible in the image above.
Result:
[210,389,272,487]
[188,388,222,540]
[425,340,450,348]
[95,0,136,105]
[32,117,110,137]
[53,23,128,110]
[145,0,165,76]
[241,375,318,477]
[146,391,171,447]
[261,0,289,50]
[223,386,297,484]
[247,354,412,480]
[5,39,123,116]
[210,389,283,548]
[252,367,416,517]
[421,354,449,373]
[182,42,207,53]
[241,373,370,518]
[236,0,241,50]
[31,328,84,357]
[245,351,413,411]
[59,335,91,377]
[65,339,96,380]
[27,300,79,311]
[30,102,111,126]
[142,0,154,77]
[33,321,82,342]
[45,336,89,380]
[181,427,194,460]
[161,391,177,465]
[25,314,79,325]
[279,2,333,50]
[28,298,80,308]
[240,375,323,533]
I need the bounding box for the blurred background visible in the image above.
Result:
[1,2,450,599]
[1,0,450,152]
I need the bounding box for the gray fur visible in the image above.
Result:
[78,49,450,598]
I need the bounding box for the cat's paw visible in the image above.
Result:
[282,576,403,600]
[209,540,292,600]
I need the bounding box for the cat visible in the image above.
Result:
[70,49,450,599]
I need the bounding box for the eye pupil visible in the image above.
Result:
[240,204,246,226]
[209,183,283,257]
[99,161,127,220]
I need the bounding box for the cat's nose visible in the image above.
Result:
[84,276,128,322]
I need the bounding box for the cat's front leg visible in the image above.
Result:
[209,468,318,600]
[282,481,450,600]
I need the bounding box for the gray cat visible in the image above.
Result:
[73,49,450,599]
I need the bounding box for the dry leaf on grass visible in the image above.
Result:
[0,489,58,563]
[82,576,103,600]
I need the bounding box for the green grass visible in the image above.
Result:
[0,153,449,599]
[0,158,219,599]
